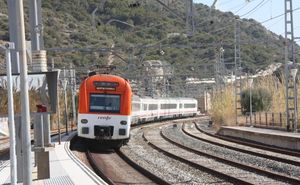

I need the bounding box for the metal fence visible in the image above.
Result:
[244,112,290,130]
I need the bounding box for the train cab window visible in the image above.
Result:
[149,104,158,110]
[89,94,120,113]
[143,104,148,111]
[184,103,196,108]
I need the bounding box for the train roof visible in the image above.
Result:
[81,74,131,92]
[85,74,128,83]
[132,95,197,102]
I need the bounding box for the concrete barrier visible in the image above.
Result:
[218,126,300,151]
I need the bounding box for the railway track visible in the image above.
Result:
[71,117,300,184]
[182,122,300,167]
[195,119,300,157]
[123,120,232,184]
[86,149,169,185]
[70,130,170,185]
[0,128,76,157]
[143,124,300,185]
[69,132,170,185]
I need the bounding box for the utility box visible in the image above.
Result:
[33,104,53,179]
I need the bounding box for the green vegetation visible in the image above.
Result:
[240,87,272,114]
[209,74,299,128]
[0,0,299,77]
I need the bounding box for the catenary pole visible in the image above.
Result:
[2,43,17,185]
[16,0,32,184]
[7,0,20,73]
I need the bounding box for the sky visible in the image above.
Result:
[194,0,300,44]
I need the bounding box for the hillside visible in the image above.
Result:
[0,0,298,83]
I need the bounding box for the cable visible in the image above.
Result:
[244,0,271,18]
[264,16,284,29]
[211,6,300,36]
[239,0,266,17]
[260,7,300,24]
[234,1,256,14]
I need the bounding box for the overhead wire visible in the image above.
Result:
[243,0,271,18]
[203,5,300,37]
[260,6,300,24]
[239,0,266,17]
[234,0,257,14]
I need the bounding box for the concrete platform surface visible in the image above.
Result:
[218,126,300,151]
[0,132,107,185]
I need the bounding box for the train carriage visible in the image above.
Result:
[78,74,132,147]
[77,74,198,148]
[131,96,198,124]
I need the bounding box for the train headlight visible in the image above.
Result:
[81,119,88,124]
[119,129,126,135]
[82,127,89,134]
[120,121,127,125]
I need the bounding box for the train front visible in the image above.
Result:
[78,74,132,147]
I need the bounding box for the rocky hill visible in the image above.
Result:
[0,0,298,79]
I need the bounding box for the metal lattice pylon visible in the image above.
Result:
[234,19,243,125]
[186,0,194,36]
[284,0,298,132]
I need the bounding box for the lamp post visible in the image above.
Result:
[290,68,298,132]
[248,78,253,127]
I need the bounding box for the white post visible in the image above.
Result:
[4,43,17,185]
[16,0,32,183]
[72,69,76,129]
[249,78,253,127]
[290,68,298,132]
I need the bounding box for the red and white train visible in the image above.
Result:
[77,74,198,148]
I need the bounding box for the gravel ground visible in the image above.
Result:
[188,122,300,164]
[146,126,290,185]
[121,126,232,185]
[164,124,300,178]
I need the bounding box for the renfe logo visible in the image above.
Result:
[97,116,111,120]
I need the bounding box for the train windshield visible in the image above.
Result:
[89,94,120,113]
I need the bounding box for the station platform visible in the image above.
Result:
[218,126,300,151]
[0,132,107,185]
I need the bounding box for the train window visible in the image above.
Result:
[89,94,120,113]
[149,104,158,110]
[179,104,182,108]
[160,104,177,109]
[143,104,148,111]
[184,103,196,108]
[132,103,140,111]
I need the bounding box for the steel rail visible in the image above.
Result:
[159,126,300,185]
[194,121,300,157]
[116,149,171,185]
[142,131,254,185]
[182,122,300,167]
[86,150,116,185]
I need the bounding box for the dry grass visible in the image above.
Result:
[209,74,298,128]
[0,82,74,130]
[209,85,235,128]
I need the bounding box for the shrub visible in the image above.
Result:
[240,87,272,114]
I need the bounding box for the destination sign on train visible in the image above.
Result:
[93,81,119,90]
